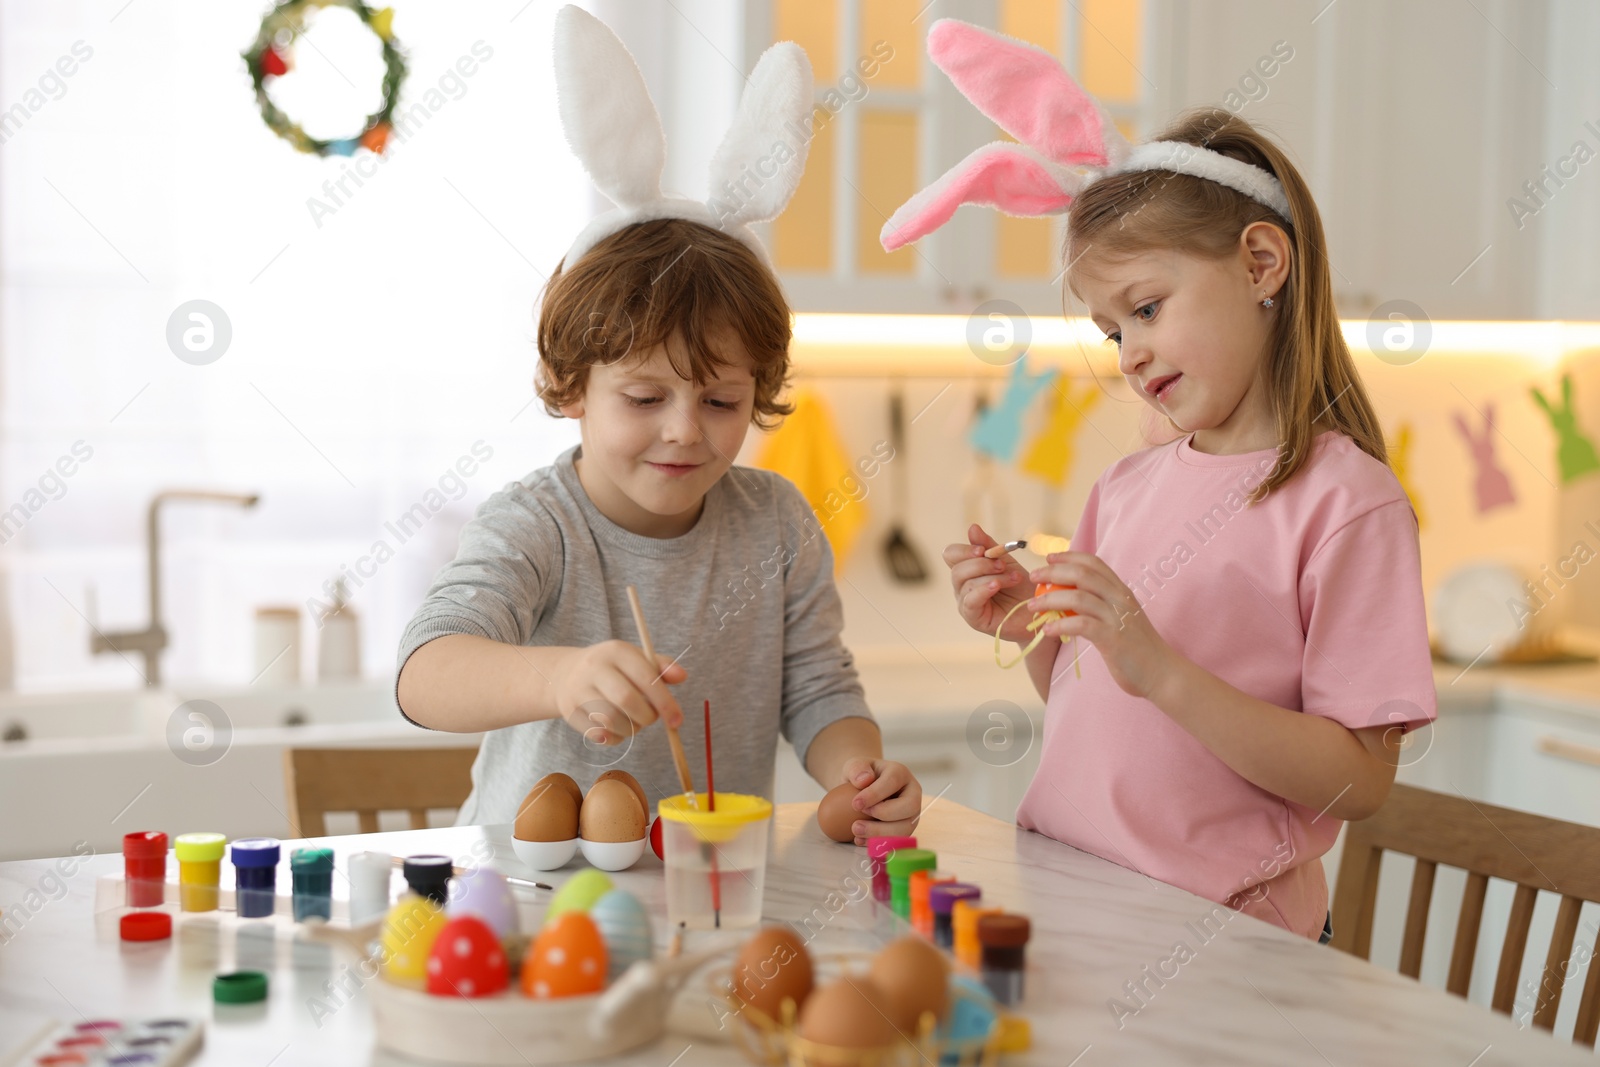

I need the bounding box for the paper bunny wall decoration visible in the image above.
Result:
[969,357,1058,463]
[1530,373,1600,485]
[1388,422,1425,531]
[878,18,1291,253]
[1019,378,1101,487]
[553,5,814,270]
[1451,404,1516,514]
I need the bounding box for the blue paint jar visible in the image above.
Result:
[230,837,281,918]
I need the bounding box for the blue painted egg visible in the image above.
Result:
[589,889,652,980]
[942,974,997,1061]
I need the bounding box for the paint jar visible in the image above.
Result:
[122,831,168,908]
[230,838,281,919]
[291,848,334,922]
[929,883,981,949]
[174,833,226,913]
[348,851,393,926]
[402,855,453,906]
[866,836,916,902]
[978,914,1031,1007]
[954,901,1003,969]
[883,848,936,921]
[910,869,955,938]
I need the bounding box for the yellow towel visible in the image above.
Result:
[753,390,867,572]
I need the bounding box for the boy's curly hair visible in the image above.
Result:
[536,218,794,429]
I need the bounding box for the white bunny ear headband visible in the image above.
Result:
[880,18,1291,252]
[554,5,813,269]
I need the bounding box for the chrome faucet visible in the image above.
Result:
[90,490,260,687]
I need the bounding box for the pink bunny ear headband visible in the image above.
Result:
[880,18,1292,253]
[554,5,813,270]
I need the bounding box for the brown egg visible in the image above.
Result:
[868,936,950,1034]
[816,783,861,843]
[731,925,813,1022]
[798,976,900,1052]
[579,778,647,842]
[594,769,649,816]
[514,774,580,842]
[543,772,583,809]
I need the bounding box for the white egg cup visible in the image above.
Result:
[511,837,579,872]
[578,837,647,872]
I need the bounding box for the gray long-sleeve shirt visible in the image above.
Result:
[396,445,873,826]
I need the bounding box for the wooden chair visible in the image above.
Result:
[1331,782,1600,1045]
[283,746,479,838]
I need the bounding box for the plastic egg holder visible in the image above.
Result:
[512,773,650,873]
[511,836,646,873]
[713,953,1006,1067]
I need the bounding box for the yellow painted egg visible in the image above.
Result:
[381,895,447,986]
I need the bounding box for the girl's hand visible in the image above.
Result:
[551,640,687,745]
[840,757,922,846]
[942,524,1034,642]
[1030,552,1176,699]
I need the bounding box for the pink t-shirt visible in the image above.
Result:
[1015,429,1437,939]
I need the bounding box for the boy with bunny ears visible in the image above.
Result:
[396,6,922,843]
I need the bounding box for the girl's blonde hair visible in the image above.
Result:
[1065,108,1386,502]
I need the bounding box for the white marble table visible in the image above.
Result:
[0,801,1587,1066]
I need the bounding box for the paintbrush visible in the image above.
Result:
[626,585,697,810]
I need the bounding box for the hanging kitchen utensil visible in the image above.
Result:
[883,384,929,584]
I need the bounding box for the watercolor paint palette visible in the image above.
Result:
[1,1017,202,1067]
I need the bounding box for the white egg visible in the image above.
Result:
[589,889,652,980]
[446,867,519,940]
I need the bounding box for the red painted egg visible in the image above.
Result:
[425,915,509,998]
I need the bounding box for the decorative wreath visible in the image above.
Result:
[242,0,406,158]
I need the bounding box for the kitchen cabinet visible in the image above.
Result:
[1167,0,1549,321]
[731,0,1595,320]
[743,0,1154,316]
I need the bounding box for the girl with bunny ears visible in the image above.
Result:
[397,6,922,843]
[913,20,1436,940]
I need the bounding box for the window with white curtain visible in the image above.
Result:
[0,0,592,690]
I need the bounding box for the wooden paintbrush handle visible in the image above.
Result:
[626,585,697,802]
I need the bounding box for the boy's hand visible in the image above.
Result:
[942,524,1034,642]
[1029,552,1175,700]
[841,757,923,846]
[552,640,686,745]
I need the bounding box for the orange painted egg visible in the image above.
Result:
[522,911,609,999]
[1034,582,1076,616]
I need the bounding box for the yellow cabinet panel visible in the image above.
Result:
[774,113,836,272]
[776,0,837,83]
[859,0,923,89]
[856,109,919,276]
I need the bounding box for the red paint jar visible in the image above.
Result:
[122,831,167,908]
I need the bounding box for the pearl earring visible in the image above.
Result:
[1260,294,1274,308]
